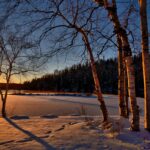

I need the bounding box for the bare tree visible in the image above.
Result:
[19,0,110,121]
[139,0,150,131]
[0,31,39,117]
[117,35,127,118]
[95,0,140,131]
[117,2,136,118]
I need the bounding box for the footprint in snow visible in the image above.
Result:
[55,127,65,132]
[10,115,29,120]
[40,114,58,119]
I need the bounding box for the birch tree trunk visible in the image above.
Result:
[139,0,150,131]
[79,28,108,122]
[124,67,129,118]
[117,35,127,118]
[95,0,139,130]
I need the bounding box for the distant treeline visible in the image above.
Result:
[23,54,144,97]
[0,83,23,90]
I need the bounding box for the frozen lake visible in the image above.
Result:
[0,94,144,117]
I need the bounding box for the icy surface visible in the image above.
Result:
[0,94,144,117]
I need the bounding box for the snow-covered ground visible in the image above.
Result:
[0,94,145,117]
[0,94,149,150]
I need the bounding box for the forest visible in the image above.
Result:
[23,55,144,97]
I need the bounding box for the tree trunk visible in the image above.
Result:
[80,29,108,122]
[139,0,150,131]
[119,24,139,131]
[125,56,139,130]
[117,35,127,117]
[124,67,129,117]
[95,0,140,130]
[2,99,6,118]
[1,78,9,118]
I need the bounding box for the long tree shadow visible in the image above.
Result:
[5,117,55,150]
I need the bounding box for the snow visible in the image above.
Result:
[0,94,149,150]
[0,94,144,117]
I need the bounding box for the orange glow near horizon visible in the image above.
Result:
[0,75,34,84]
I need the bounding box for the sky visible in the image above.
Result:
[0,0,150,83]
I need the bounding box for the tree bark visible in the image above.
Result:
[1,75,10,118]
[2,99,6,118]
[95,0,140,130]
[139,0,150,131]
[124,67,129,117]
[117,35,127,118]
[125,56,139,130]
[79,28,108,122]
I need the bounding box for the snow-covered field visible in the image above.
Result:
[0,94,149,150]
[0,94,145,117]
